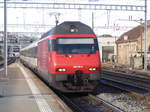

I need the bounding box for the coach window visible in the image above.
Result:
[23,50,25,56]
[49,40,55,51]
[31,48,33,57]
[31,48,35,58]
[25,50,28,57]
[32,47,37,58]
[29,49,31,57]
[34,47,37,58]
[29,48,32,57]
[30,48,32,57]
[24,50,27,57]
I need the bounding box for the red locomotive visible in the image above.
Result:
[20,21,101,92]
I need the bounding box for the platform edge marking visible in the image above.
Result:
[17,64,53,112]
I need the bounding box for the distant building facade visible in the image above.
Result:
[0,31,20,57]
[0,31,39,57]
[98,34,117,63]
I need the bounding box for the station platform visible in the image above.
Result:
[0,62,72,112]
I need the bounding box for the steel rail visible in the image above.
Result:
[101,69,150,91]
[102,69,150,83]
[100,79,150,101]
[58,93,125,112]
[57,93,85,112]
[89,95,125,112]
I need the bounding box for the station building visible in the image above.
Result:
[116,21,150,69]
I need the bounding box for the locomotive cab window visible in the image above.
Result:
[55,38,98,54]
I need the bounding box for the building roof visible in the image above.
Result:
[116,25,144,44]
[116,20,150,44]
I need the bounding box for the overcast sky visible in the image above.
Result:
[0,0,149,36]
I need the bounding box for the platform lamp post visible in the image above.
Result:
[4,0,8,78]
[3,0,29,78]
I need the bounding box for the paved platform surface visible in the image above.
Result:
[0,63,72,112]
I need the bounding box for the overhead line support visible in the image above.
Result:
[0,2,145,11]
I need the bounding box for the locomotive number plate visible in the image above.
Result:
[73,66,83,68]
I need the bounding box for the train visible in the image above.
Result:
[20,21,101,92]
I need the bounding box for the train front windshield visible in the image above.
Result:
[55,38,98,54]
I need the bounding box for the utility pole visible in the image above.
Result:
[107,10,110,27]
[92,12,94,30]
[4,0,8,78]
[144,0,147,70]
[78,9,81,21]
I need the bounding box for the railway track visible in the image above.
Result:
[96,82,150,112]
[59,93,124,112]
[49,68,150,112]
[101,69,150,100]
[20,63,149,112]
[21,63,125,112]
[40,75,149,112]
[0,58,16,68]
[46,78,149,112]
[102,69,150,90]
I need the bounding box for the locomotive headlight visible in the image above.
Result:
[89,68,96,71]
[62,68,66,71]
[57,68,66,72]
